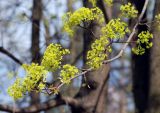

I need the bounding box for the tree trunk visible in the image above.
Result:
[149,0,160,112]
[70,1,110,113]
[30,0,42,106]
[131,0,150,113]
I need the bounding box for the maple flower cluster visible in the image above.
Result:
[120,2,138,18]
[89,0,113,7]
[8,44,77,99]
[8,63,47,99]
[155,14,160,23]
[104,0,113,6]
[132,31,153,55]
[155,14,160,30]
[60,64,79,84]
[41,44,70,71]
[63,7,104,36]
[87,18,130,69]
[87,36,109,69]
[101,18,130,39]
[8,78,23,100]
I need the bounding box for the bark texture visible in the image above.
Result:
[30,0,42,106]
[131,0,150,113]
[70,1,110,113]
[149,0,160,113]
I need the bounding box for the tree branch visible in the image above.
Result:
[98,0,110,23]
[0,47,23,65]
[0,96,79,113]
[56,0,149,90]
[103,0,149,64]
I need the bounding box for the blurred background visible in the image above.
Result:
[0,0,159,113]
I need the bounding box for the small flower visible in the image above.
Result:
[120,3,138,18]
[60,64,79,84]
[101,18,130,39]
[104,0,113,6]
[41,44,70,71]
[132,31,153,55]
[63,7,104,36]
[7,78,23,100]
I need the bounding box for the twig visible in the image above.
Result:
[112,41,137,43]
[54,0,149,91]
[0,47,23,65]
[0,96,78,113]
[78,25,99,38]
[103,0,149,64]
[56,0,149,90]
[57,68,93,89]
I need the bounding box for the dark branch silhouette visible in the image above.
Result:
[0,96,79,113]
[0,47,23,65]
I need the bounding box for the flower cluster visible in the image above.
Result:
[89,0,97,7]
[132,31,153,55]
[8,78,23,100]
[22,63,47,91]
[60,64,79,84]
[104,0,113,6]
[155,14,160,30]
[155,14,160,22]
[87,18,130,69]
[41,44,70,71]
[8,63,47,99]
[89,0,113,6]
[87,36,110,69]
[63,7,104,36]
[8,43,72,99]
[101,18,130,39]
[120,3,138,18]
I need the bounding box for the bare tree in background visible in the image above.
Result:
[30,0,42,106]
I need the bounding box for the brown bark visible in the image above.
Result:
[67,0,83,65]
[131,0,150,113]
[70,1,110,113]
[30,0,42,106]
[0,96,77,113]
[149,0,160,112]
[31,0,42,64]
[43,18,51,46]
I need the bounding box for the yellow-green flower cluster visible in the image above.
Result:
[132,31,153,55]
[89,0,97,7]
[89,0,113,6]
[87,36,109,69]
[155,14,160,22]
[104,0,113,6]
[155,14,160,30]
[41,44,70,71]
[8,43,73,99]
[22,63,47,92]
[8,78,23,100]
[120,3,138,18]
[8,63,47,99]
[63,7,104,36]
[38,82,46,91]
[101,18,130,39]
[60,64,79,84]
[87,18,130,69]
